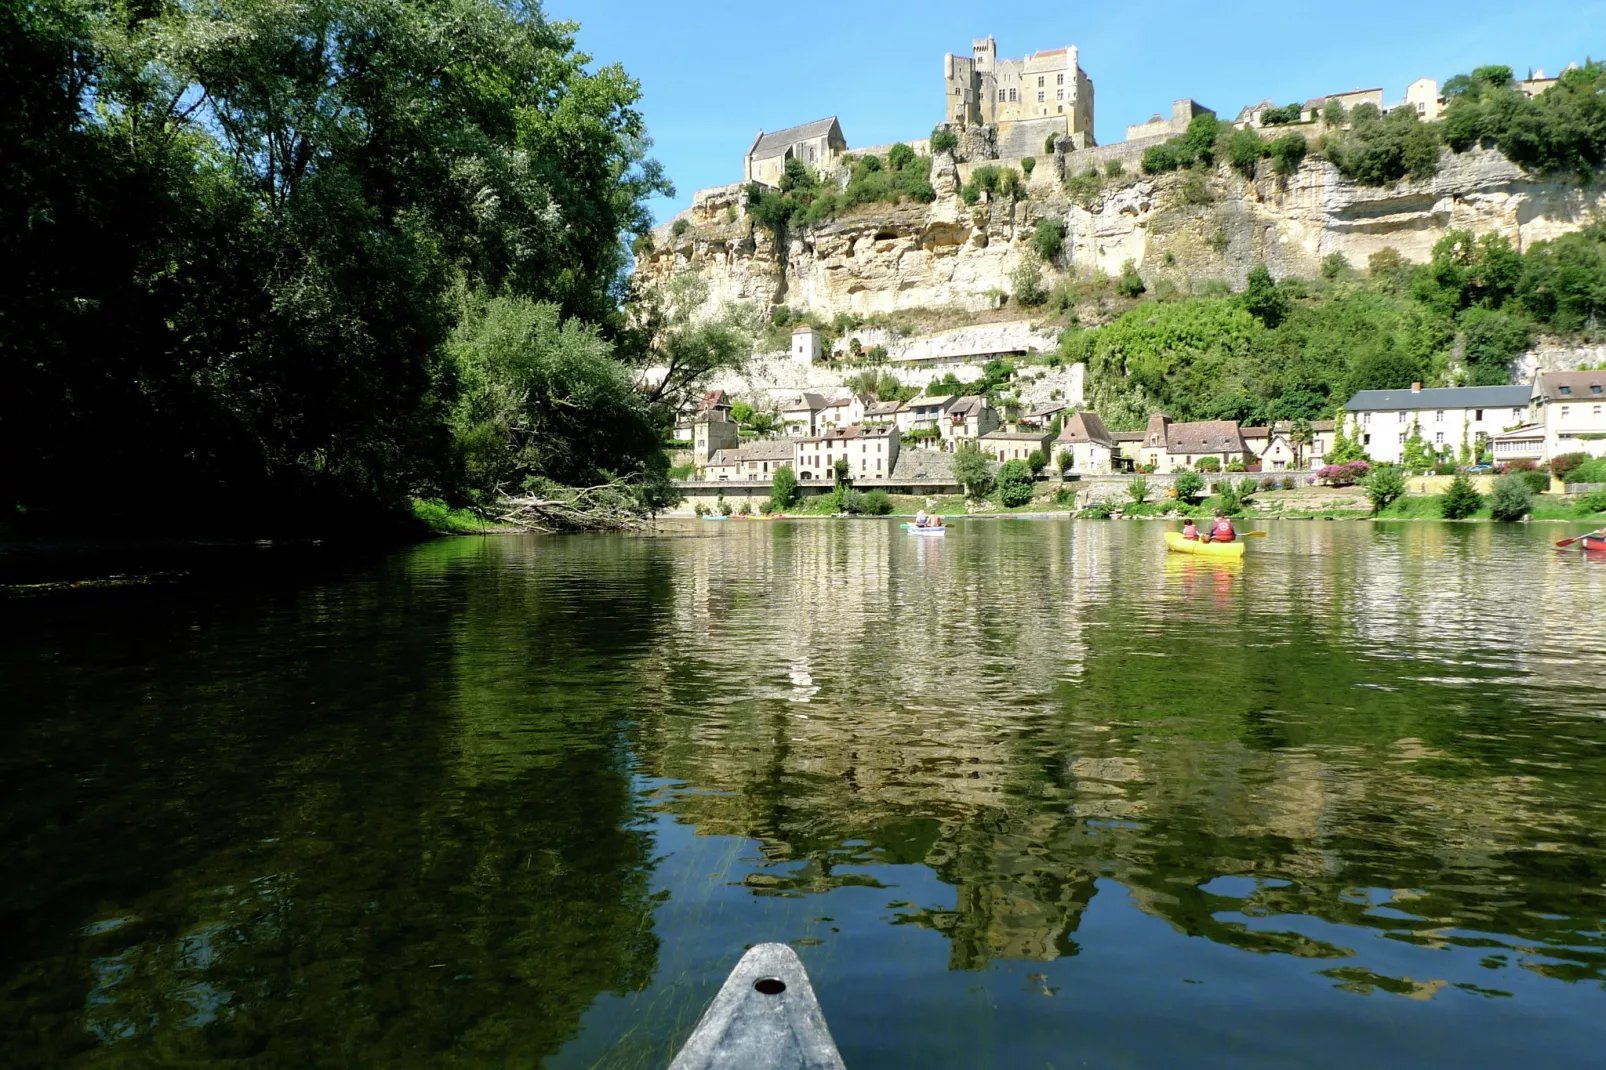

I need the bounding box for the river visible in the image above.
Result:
[4,519,1605,1068]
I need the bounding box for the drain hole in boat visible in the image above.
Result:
[754,978,786,995]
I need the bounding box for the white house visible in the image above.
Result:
[980,430,1052,464]
[815,393,865,431]
[1531,371,1606,461]
[703,440,796,481]
[791,326,822,366]
[1343,383,1531,465]
[1054,411,1116,474]
[943,396,1000,449]
[898,394,956,437]
[776,392,829,437]
[793,425,900,482]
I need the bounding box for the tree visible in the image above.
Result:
[1363,464,1407,513]
[1057,448,1075,475]
[1489,473,1534,521]
[953,444,994,499]
[1173,471,1205,503]
[1322,98,1348,126]
[1290,418,1314,467]
[1241,265,1291,328]
[1224,128,1263,177]
[930,125,959,154]
[1440,472,1484,519]
[1021,157,1036,177]
[1027,449,1049,476]
[833,457,850,486]
[997,459,1034,507]
[1128,476,1151,503]
[1117,260,1146,298]
[1012,256,1047,306]
[768,465,798,512]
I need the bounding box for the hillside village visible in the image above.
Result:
[654,36,1605,514]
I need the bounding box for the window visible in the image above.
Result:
[1398,432,1407,444]
[1435,410,1444,422]
[1037,91,1045,103]
[1560,385,1572,395]
[1009,88,1017,102]
[1512,408,1523,420]
[1474,409,1484,420]
[1562,406,1570,419]
[1595,405,1603,418]
[1037,76,1044,87]
[1057,73,1065,85]
[1056,88,1065,101]
[1593,385,1603,394]
[1362,412,1371,425]
[999,89,1006,102]
[1435,431,1444,444]
[1397,411,1407,422]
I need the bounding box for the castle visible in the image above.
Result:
[942,37,1095,153]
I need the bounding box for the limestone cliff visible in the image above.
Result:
[637,148,1605,324]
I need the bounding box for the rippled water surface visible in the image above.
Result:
[5,519,1606,1068]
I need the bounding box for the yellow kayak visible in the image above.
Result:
[1164,531,1246,558]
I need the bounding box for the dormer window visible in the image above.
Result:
[1560,385,1572,395]
[1593,385,1603,394]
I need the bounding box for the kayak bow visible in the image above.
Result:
[669,943,845,1070]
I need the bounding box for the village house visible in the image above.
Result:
[980,430,1051,464]
[815,393,866,431]
[744,118,847,188]
[702,440,796,481]
[692,404,739,465]
[943,396,1000,449]
[790,326,822,366]
[1343,383,1531,465]
[1131,415,1249,470]
[1018,400,1067,430]
[862,399,906,427]
[899,394,956,437]
[1239,419,1335,470]
[1530,371,1606,461]
[1054,411,1116,474]
[793,425,901,482]
[776,392,830,437]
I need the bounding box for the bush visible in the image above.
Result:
[1057,448,1075,474]
[1174,471,1205,503]
[1079,500,1117,518]
[887,143,915,171]
[717,497,733,516]
[1326,105,1441,185]
[671,218,690,237]
[862,489,894,515]
[1195,456,1222,472]
[1317,461,1372,486]
[998,459,1035,507]
[1519,469,1550,495]
[1551,452,1590,481]
[1045,134,1059,154]
[1116,260,1146,298]
[1054,486,1077,506]
[1364,464,1407,512]
[1321,252,1350,279]
[1226,459,1247,472]
[1259,477,1278,491]
[768,464,799,512]
[1065,167,1102,208]
[1266,132,1308,174]
[1281,476,1297,490]
[1224,127,1263,177]
[1021,157,1036,177]
[1030,218,1067,263]
[954,445,994,499]
[1128,476,1151,503]
[737,500,752,515]
[930,126,959,154]
[1261,102,1303,125]
[1569,458,1606,485]
[1440,472,1483,519]
[1141,144,1179,174]
[1579,489,1606,514]
[1237,477,1259,500]
[1027,449,1048,476]
[1105,159,1125,177]
[1490,473,1534,521]
[1011,256,1047,306]
[693,502,708,516]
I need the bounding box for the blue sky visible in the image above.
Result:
[558,1,1600,224]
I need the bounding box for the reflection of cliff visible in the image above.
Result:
[632,520,1606,980]
[0,537,665,1067]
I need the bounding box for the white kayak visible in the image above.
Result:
[669,943,845,1070]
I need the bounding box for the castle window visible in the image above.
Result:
[1056,88,1064,100]
[1037,76,1044,88]
[1057,73,1065,85]
[1037,91,1044,103]
[999,89,1006,102]
[1009,88,1017,102]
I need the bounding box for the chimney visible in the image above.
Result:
[1411,382,1422,393]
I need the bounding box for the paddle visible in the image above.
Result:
[1242,530,1268,538]
[1556,529,1605,548]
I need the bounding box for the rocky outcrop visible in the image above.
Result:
[640,147,1606,326]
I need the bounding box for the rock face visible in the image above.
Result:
[638,148,1606,324]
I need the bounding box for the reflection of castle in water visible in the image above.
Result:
[631,522,1606,977]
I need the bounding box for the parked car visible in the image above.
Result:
[1464,464,1493,473]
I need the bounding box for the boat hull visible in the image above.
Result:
[1165,531,1246,558]
[1584,536,1606,552]
[907,527,946,536]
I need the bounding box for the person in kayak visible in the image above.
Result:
[1201,509,1236,543]
[914,509,928,528]
[1181,518,1200,541]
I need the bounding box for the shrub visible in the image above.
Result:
[1266,133,1308,175]
[862,489,894,515]
[1364,464,1406,513]
[1057,448,1075,474]
[1027,449,1048,476]
[1261,102,1303,125]
[954,444,994,499]
[1326,105,1441,185]
[1174,471,1205,503]
[930,126,959,154]
[1548,452,1589,481]
[1141,144,1180,174]
[1569,457,1606,484]
[1128,476,1151,503]
[1224,128,1263,177]
[997,459,1035,507]
[1281,476,1296,490]
[1045,134,1058,154]
[1316,461,1372,486]
[1011,256,1047,306]
[1079,499,1117,518]
[1226,459,1247,472]
[1490,473,1534,521]
[1105,159,1124,177]
[1021,157,1036,177]
[1440,472,1483,519]
[1031,218,1067,263]
[1178,172,1212,205]
[717,497,733,516]
[837,488,868,514]
[1322,252,1351,279]
[1065,167,1102,208]
[1116,260,1146,298]
[693,502,708,516]
[671,218,690,237]
[737,500,752,515]
[887,143,915,171]
[768,464,799,512]
[1195,456,1222,472]
[1237,477,1259,499]
[1259,477,1278,491]
[1579,489,1606,514]
[1515,469,1548,494]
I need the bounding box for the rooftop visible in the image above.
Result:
[949,396,989,417]
[1056,411,1114,446]
[1346,385,1531,411]
[709,441,794,465]
[982,430,1052,441]
[799,424,896,443]
[1166,419,1245,454]
[1537,371,1606,400]
[777,392,830,412]
[910,395,955,408]
[749,117,840,162]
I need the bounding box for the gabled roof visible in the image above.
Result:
[982,430,1051,441]
[777,392,830,412]
[949,396,989,417]
[1345,385,1530,411]
[864,399,906,416]
[1056,411,1114,447]
[1166,419,1245,454]
[799,423,895,443]
[1110,430,1145,442]
[698,389,729,410]
[1536,371,1606,401]
[911,394,955,409]
[1025,400,1068,418]
[748,118,842,162]
[709,441,794,466]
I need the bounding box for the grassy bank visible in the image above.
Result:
[412,499,495,534]
[1377,493,1606,522]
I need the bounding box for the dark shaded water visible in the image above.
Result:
[4,520,1606,1068]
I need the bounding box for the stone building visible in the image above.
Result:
[980,430,1051,464]
[1530,371,1606,462]
[1055,411,1116,474]
[942,37,1095,152]
[791,326,822,366]
[692,405,739,465]
[1126,99,1214,142]
[794,425,900,482]
[943,396,1000,449]
[744,118,847,188]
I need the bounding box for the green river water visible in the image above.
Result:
[4,518,1606,1068]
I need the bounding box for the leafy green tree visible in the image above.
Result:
[1057,448,1075,475]
[1458,307,1531,385]
[768,464,798,511]
[930,125,959,154]
[1489,472,1534,520]
[887,143,915,171]
[1327,105,1442,185]
[1260,103,1303,125]
[1364,464,1406,512]
[1266,133,1308,174]
[953,444,994,499]
[1012,256,1047,306]
[1173,471,1205,503]
[1321,253,1351,280]
[1322,98,1348,126]
[1400,420,1434,473]
[1027,449,1048,476]
[997,459,1034,507]
[1031,218,1067,263]
[1128,476,1151,503]
[1440,472,1484,519]
[1224,128,1264,177]
[1241,265,1291,328]
[1515,224,1606,330]
[1116,260,1146,298]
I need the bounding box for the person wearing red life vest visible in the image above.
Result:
[1201,508,1236,543]
[1181,518,1200,541]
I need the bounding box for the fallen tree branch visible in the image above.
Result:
[496,476,654,533]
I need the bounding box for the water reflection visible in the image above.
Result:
[4,521,1606,1068]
